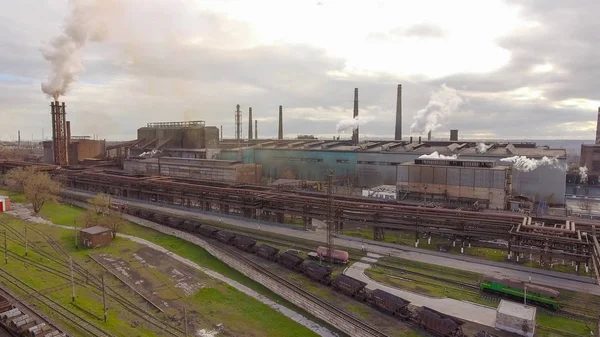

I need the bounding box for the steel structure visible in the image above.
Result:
[146,121,205,128]
[51,101,68,166]
[235,105,242,140]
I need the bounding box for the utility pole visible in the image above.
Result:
[74,220,78,249]
[70,257,75,302]
[24,224,27,256]
[3,231,6,264]
[102,275,107,322]
[326,170,334,263]
[184,307,188,337]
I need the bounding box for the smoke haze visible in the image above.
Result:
[410,84,463,135]
[476,143,492,153]
[41,0,121,100]
[580,166,588,183]
[336,116,372,134]
[500,156,566,172]
[418,151,458,160]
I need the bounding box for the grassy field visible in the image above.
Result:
[343,228,593,276]
[0,199,323,336]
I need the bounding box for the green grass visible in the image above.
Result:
[536,311,594,337]
[0,207,323,337]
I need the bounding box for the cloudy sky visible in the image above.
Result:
[0,0,598,141]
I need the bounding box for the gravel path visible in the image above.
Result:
[5,203,337,337]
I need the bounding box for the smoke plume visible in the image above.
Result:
[418,151,458,160]
[580,166,588,183]
[410,84,464,135]
[500,156,566,172]
[336,116,372,134]
[476,143,492,153]
[41,0,121,100]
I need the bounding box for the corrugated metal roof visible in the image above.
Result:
[81,226,111,235]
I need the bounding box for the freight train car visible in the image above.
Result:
[332,274,367,298]
[316,246,349,264]
[197,225,219,238]
[417,307,465,337]
[255,244,280,261]
[278,251,305,271]
[480,276,559,309]
[233,236,256,252]
[366,289,411,319]
[302,263,332,284]
[216,230,236,244]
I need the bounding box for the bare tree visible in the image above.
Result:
[23,172,60,213]
[578,198,595,218]
[4,166,36,194]
[82,193,124,236]
[89,193,111,215]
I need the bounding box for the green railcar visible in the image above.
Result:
[480,276,560,310]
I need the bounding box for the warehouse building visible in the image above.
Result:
[396,159,509,209]
[80,226,113,249]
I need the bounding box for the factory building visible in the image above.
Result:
[131,121,219,157]
[42,137,106,165]
[397,159,509,209]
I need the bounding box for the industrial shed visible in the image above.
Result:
[396,159,509,209]
[0,196,10,213]
[80,226,113,249]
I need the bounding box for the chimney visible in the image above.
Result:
[66,121,71,165]
[427,130,431,141]
[352,88,359,145]
[17,130,20,147]
[450,129,458,142]
[409,136,413,143]
[220,125,223,140]
[255,120,258,139]
[278,105,283,140]
[418,136,421,144]
[235,104,242,140]
[62,102,68,165]
[395,84,402,140]
[248,107,253,140]
[596,107,600,144]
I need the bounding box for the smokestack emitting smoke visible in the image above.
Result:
[596,107,600,144]
[580,166,588,183]
[395,84,402,140]
[500,156,566,172]
[410,84,463,135]
[278,105,283,140]
[248,107,253,140]
[352,88,359,145]
[419,151,458,160]
[41,0,120,100]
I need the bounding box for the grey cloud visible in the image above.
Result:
[395,23,447,39]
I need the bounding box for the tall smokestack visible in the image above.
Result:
[220,125,223,140]
[418,136,421,144]
[255,120,258,139]
[450,129,458,142]
[427,130,431,141]
[66,120,71,165]
[235,104,242,140]
[352,88,359,145]
[395,84,402,140]
[278,105,283,140]
[248,107,253,140]
[596,107,600,144]
[17,131,20,147]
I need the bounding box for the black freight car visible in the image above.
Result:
[416,307,465,337]
[302,263,332,284]
[233,236,256,252]
[332,274,367,298]
[179,220,201,232]
[278,252,305,270]
[197,225,219,238]
[216,230,236,244]
[256,244,280,261]
[366,289,411,318]
[165,216,185,229]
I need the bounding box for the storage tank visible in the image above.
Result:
[316,246,349,264]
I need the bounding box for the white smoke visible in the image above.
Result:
[418,151,458,160]
[41,0,121,100]
[580,166,588,183]
[197,329,220,337]
[410,84,464,135]
[500,156,566,172]
[336,116,372,134]
[476,143,492,153]
[139,149,162,158]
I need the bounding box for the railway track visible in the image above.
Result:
[0,267,112,337]
[210,239,392,337]
[0,221,186,337]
